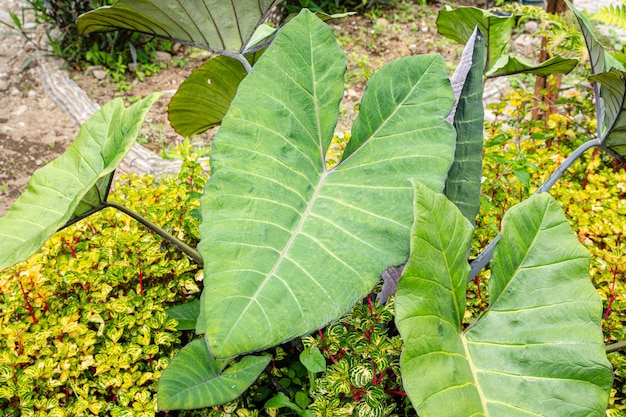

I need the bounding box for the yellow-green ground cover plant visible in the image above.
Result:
[0,159,206,416]
[0,0,625,416]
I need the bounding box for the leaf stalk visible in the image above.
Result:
[105,202,204,267]
[469,139,600,280]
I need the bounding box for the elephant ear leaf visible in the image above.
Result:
[157,339,270,411]
[566,0,623,76]
[196,9,456,359]
[486,54,578,78]
[76,0,281,54]
[396,186,612,417]
[0,94,160,271]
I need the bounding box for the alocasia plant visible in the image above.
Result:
[0,1,621,415]
[193,9,457,360]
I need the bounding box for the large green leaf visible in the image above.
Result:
[444,27,486,226]
[168,51,263,137]
[396,188,612,416]
[196,10,456,358]
[436,6,514,74]
[77,0,280,53]
[157,338,271,410]
[0,94,160,271]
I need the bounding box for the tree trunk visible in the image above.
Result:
[532,0,571,120]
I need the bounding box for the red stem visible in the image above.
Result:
[19,281,37,324]
[498,197,507,231]
[374,368,387,386]
[474,276,485,308]
[603,268,618,322]
[138,258,144,296]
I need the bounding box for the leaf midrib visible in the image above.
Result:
[462,335,490,415]
[220,16,329,346]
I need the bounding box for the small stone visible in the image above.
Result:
[524,21,539,34]
[85,66,107,80]
[27,89,37,98]
[420,26,428,33]
[161,89,177,98]
[514,34,534,49]
[376,17,389,27]
[85,65,102,74]
[14,105,28,116]
[35,159,43,166]
[153,51,172,64]
[10,87,20,96]
[0,79,8,91]
[92,69,107,80]
[345,89,359,99]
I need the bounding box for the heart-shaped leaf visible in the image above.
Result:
[77,0,280,54]
[566,0,623,77]
[0,94,160,271]
[396,185,612,416]
[157,338,271,410]
[196,9,457,359]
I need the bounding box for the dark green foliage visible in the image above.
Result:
[284,0,395,14]
[22,0,168,72]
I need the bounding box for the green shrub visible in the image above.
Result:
[0,160,206,416]
[20,0,169,74]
